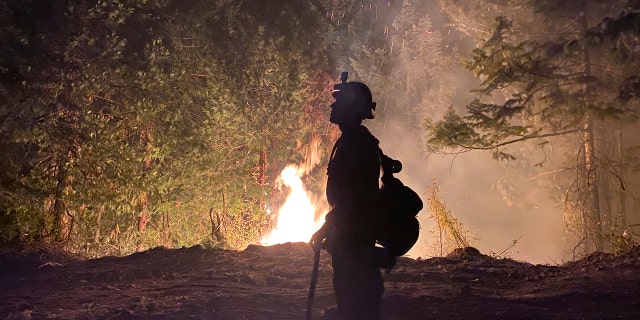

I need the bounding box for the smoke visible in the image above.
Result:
[368,104,566,264]
[325,0,640,264]
[343,0,566,264]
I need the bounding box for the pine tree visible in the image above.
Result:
[429,0,640,255]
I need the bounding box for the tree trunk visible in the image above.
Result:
[138,192,149,232]
[51,155,70,243]
[582,117,603,252]
[259,149,267,186]
[138,124,154,235]
[618,126,627,230]
[258,148,267,211]
[94,206,103,244]
[579,3,603,252]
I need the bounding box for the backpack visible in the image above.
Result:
[376,150,423,256]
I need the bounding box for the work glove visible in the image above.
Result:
[310,223,328,252]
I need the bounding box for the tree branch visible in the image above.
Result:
[455,128,582,150]
[308,0,361,30]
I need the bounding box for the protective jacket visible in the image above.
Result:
[326,124,381,246]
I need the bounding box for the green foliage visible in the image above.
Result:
[431,0,640,255]
[605,224,639,255]
[424,107,482,150]
[428,4,639,157]
[0,0,334,256]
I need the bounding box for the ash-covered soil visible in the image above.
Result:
[1,243,639,319]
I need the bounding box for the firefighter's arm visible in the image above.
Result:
[309,211,335,251]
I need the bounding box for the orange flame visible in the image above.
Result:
[260,134,327,245]
[260,165,323,245]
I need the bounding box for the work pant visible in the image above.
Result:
[331,245,384,320]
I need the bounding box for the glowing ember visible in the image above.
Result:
[260,165,324,245]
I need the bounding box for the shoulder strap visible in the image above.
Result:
[330,138,340,161]
[328,137,341,167]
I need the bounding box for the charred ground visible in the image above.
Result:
[1,243,639,319]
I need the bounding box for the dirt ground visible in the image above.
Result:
[1,242,639,320]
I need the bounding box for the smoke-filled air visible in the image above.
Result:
[2,1,640,319]
[2,1,639,263]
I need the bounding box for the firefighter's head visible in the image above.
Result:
[330,81,376,126]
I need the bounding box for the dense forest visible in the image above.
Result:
[1,0,639,261]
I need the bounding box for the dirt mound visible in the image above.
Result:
[1,243,639,319]
[0,242,83,280]
[444,246,484,259]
